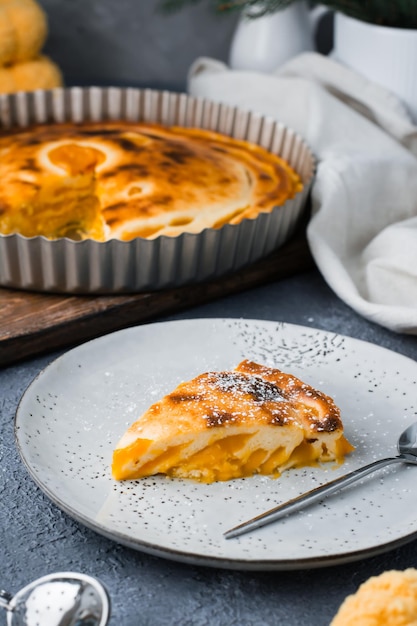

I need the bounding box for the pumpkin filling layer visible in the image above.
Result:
[112,360,354,483]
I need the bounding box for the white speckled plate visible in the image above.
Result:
[14,318,417,570]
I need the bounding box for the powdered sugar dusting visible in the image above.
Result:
[190,370,294,427]
[208,372,285,403]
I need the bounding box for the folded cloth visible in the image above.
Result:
[188,52,417,334]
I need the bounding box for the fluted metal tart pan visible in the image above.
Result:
[0,87,315,293]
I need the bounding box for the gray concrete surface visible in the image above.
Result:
[39,0,239,89]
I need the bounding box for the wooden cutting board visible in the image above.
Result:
[0,230,314,367]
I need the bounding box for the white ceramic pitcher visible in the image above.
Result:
[229,1,326,72]
[333,11,417,122]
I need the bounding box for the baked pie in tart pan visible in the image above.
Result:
[0,87,315,293]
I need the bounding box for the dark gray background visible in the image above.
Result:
[39,0,239,90]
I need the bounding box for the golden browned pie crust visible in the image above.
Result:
[0,121,302,241]
[112,360,354,483]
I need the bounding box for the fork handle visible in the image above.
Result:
[224,456,403,539]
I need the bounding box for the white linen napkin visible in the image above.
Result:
[187,52,417,334]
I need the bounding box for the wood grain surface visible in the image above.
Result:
[0,231,314,367]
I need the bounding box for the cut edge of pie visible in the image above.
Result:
[112,360,354,484]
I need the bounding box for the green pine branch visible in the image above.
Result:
[159,0,417,28]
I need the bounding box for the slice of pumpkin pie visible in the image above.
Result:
[112,360,354,483]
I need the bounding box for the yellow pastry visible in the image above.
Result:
[331,569,417,626]
[0,0,47,66]
[0,54,62,94]
[112,360,354,483]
